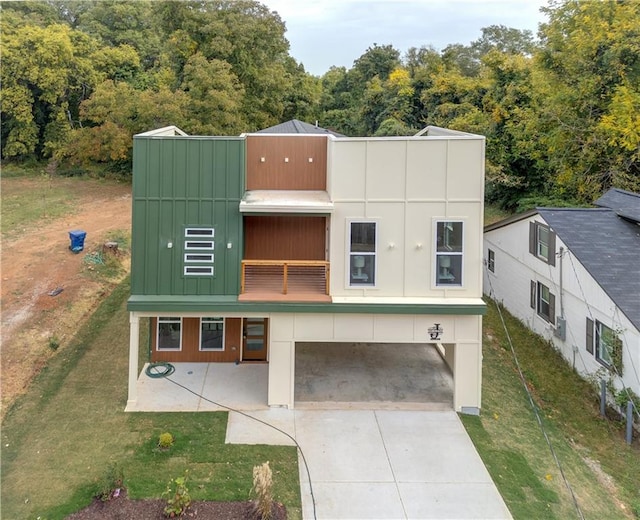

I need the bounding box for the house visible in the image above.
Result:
[483,189,640,398]
[126,122,487,413]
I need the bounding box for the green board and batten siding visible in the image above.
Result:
[131,137,245,297]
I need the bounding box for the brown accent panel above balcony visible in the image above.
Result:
[246,135,327,190]
[244,215,326,261]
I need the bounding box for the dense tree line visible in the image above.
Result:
[1,0,638,209]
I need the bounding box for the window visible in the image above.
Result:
[349,221,376,286]
[586,318,623,370]
[436,221,463,286]
[488,249,495,273]
[183,227,215,276]
[530,281,555,324]
[200,317,224,351]
[529,222,556,266]
[157,317,181,350]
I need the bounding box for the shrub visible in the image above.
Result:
[251,461,273,520]
[48,336,60,351]
[158,432,174,449]
[163,471,191,518]
[95,463,124,502]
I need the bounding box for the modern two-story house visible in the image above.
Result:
[126,122,487,413]
[483,189,640,399]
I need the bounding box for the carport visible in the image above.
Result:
[294,342,453,409]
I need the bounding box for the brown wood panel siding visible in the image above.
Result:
[244,216,326,260]
[246,135,327,190]
[151,317,239,362]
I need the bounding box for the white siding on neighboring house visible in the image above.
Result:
[484,215,640,397]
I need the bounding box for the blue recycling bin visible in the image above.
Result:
[69,230,87,253]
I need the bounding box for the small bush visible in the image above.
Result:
[163,471,191,518]
[95,463,124,502]
[48,336,60,351]
[158,432,174,449]
[251,461,273,520]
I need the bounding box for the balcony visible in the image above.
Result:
[239,260,331,302]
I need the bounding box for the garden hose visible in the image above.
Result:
[145,362,175,378]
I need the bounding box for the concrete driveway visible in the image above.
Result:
[227,409,512,519]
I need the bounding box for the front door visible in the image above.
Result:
[243,318,268,361]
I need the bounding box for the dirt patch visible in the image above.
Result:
[65,490,287,520]
[1,176,132,417]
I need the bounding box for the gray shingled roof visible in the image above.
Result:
[594,188,640,223]
[537,207,640,330]
[256,119,345,136]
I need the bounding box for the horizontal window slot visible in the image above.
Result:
[184,266,214,276]
[184,241,214,250]
[185,228,214,237]
[184,253,214,263]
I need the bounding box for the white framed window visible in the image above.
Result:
[488,249,495,273]
[348,221,376,287]
[586,318,621,370]
[530,281,555,324]
[435,221,463,286]
[529,222,556,266]
[184,265,214,276]
[200,317,224,351]
[184,253,214,263]
[184,240,214,250]
[183,227,215,276]
[157,317,182,351]
[186,228,215,238]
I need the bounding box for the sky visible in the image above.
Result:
[260,0,549,76]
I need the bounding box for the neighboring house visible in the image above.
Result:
[126,122,487,412]
[483,189,640,398]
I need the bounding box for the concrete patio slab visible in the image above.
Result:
[126,363,268,412]
[295,343,454,407]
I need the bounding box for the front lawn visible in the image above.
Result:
[0,280,301,519]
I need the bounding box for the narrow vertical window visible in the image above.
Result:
[157,317,182,350]
[529,221,556,266]
[201,317,224,351]
[349,222,376,286]
[488,249,495,273]
[534,282,555,324]
[436,221,463,286]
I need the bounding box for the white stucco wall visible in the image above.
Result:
[328,137,485,299]
[484,216,640,397]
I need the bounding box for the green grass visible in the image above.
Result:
[1,174,78,236]
[0,279,301,519]
[462,299,640,519]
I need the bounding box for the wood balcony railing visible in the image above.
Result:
[240,260,330,302]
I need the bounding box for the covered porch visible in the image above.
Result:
[125,362,269,412]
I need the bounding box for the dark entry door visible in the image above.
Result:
[243,318,268,361]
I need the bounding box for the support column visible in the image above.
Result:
[268,340,294,408]
[452,315,483,414]
[453,341,482,414]
[126,312,140,411]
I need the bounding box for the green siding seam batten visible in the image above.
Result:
[126,296,486,315]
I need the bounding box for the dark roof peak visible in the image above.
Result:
[255,119,345,137]
[594,188,640,223]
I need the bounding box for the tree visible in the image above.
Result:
[530,0,640,200]
[1,22,100,159]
